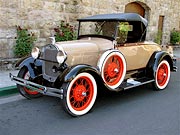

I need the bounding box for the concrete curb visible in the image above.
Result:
[0,85,18,97]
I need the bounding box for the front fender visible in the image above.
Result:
[65,64,101,82]
[146,51,173,78]
[61,64,101,83]
[17,57,42,78]
[54,64,102,89]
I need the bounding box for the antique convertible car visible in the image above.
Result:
[10,13,177,116]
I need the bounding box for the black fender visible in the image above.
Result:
[55,64,102,87]
[16,56,42,78]
[146,51,173,78]
[63,64,101,82]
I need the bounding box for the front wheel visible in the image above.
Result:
[17,67,42,99]
[62,73,97,116]
[153,60,171,90]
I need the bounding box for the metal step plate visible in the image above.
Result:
[120,77,154,90]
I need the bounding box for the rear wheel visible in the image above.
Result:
[62,73,97,116]
[17,67,42,99]
[153,60,170,90]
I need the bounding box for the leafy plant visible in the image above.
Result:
[154,30,162,44]
[54,21,76,42]
[117,22,130,43]
[14,26,36,57]
[170,30,180,45]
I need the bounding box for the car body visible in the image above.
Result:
[10,13,177,116]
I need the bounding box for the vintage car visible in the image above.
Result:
[10,13,177,116]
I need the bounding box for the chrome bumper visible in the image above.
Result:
[9,73,63,99]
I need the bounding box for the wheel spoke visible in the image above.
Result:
[84,82,89,89]
[71,100,76,106]
[111,56,114,62]
[115,58,119,64]
[77,101,81,108]
[70,94,74,100]
[80,79,84,85]
[104,74,111,82]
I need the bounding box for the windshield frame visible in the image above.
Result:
[77,21,119,41]
[77,20,146,43]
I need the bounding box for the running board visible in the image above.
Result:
[119,77,155,90]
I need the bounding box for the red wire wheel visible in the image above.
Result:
[154,60,170,90]
[101,51,126,89]
[65,73,97,116]
[17,67,42,99]
[23,71,39,95]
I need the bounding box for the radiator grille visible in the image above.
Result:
[42,45,59,82]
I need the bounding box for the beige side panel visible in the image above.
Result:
[118,44,161,71]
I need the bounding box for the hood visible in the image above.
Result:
[55,37,113,66]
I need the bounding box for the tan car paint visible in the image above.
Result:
[117,42,162,70]
[56,38,162,71]
[56,38,113,66]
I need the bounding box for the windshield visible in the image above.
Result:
[78,21,145,43]
[78,21,118,39]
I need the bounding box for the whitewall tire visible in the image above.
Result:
[154,60,170,90]
[98,50,126,89]
[63,73,97,116]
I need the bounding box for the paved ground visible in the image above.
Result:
[174,48,180,58]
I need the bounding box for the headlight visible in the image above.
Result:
[31,47,40,59]
[56,52,66,64]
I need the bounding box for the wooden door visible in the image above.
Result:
[125,2,145,17]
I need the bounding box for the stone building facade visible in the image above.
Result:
[0,0,180,58]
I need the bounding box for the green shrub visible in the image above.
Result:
[14,26,36,57]
[54,21,76,42]
[154,30,162,44]
[170,30,180,45]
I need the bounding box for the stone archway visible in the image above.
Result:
[125,2,150,20]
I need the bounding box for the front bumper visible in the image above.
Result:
[9,73,63,99]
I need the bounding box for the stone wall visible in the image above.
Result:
[0,0,180,58]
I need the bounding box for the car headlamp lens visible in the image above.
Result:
[56,52,65,64]
[31,47,40,59]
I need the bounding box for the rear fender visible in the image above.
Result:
[17,57,42,78]
[146,51,173,78]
